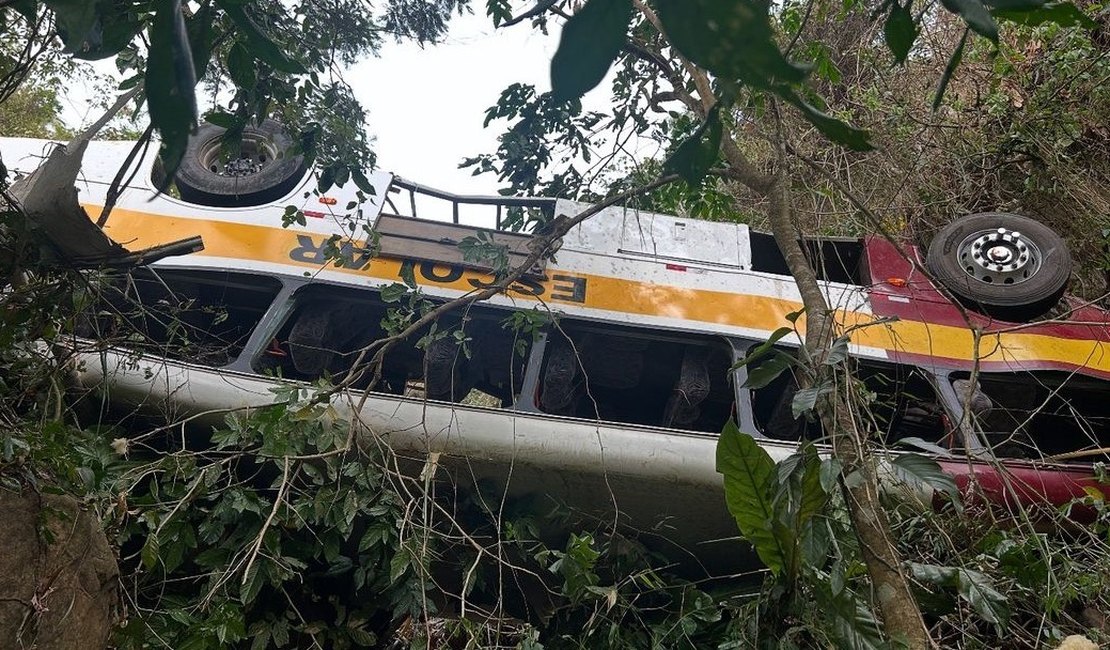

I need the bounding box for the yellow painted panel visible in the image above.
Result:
[93,206,1110,374]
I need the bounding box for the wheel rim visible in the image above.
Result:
[956,226,1042,286]
[197,132,279,178]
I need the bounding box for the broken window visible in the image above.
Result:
[952,371,1110,462]
[86,269,282,367]
[749,352,948,446]
[748,231,866,285]
[536,321,735,432]
[255,284,531,407]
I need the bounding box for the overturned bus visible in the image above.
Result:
[3,125,1108,570]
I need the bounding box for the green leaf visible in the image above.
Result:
[227,41,257,89]
[883,2,917,65]
[550,0,633,102]
[380,283,408,303]
[823,334,851,365]
[956,569,1009,626]
[347,626,377,647]
[819,458,842,493]
[732,326,795,370]
[791,383,833,419]
[992,1,1095,26]
[932,28,969,112]
[146,0,198,191]
[76,466,95,489]
[240,558,264,604]
[44,0,97,54]
[716,420,787,575]
[773,444,828,577]
[250,629,270,650]
[890,452,960,503]
[79,13,145,61]
[654,0,809,89]
[389,548,410,585]
[141,533,160,570]
[799,516,831,568]
[399,262,418,290]
[742,351,795,389]
[782,91,874,151]
[814,582,887,650]
[186,1,216,79]
[205,111,238,129]
[9,0,36,22]
[662,105,723,185]
[215,0,306,74]
[940,0,999,41]
[895,436,952,456]
[911,563,1010,628]
[318,165,336,193]
[777,444,827,531]
[352,170,377,196]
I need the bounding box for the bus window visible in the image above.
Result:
[86,269,282,367]
[255,284,531,408]
[749,352,948,445]
[536,322,735,432]
[952,372,1110,462]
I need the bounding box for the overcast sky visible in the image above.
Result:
[351,10,563,194]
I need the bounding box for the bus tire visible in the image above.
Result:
[926,212,1071,320]
[175,120,307,207]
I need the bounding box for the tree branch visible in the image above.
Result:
[500,0,560,27]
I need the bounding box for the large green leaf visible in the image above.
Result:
[773,443,828,577]
[956,568,1010,627]
[732,326,794,371]
[776,443,827,532]
[813,580,887,650]
[883,2,917,65]
[742,351,795,389]
[186,1,216,80]
[146,0,198,191]
[992,1,1095,26]
[227,41,257,89]
[791,383,833,419]
[44,0,97,53]
[8,0,37,22]
[550,0,633,103]
[890,452,960,503]
[662,105,723,185]
[44,0,143,60]
[653,0,809,89]
[940,0,1000,41]
[932,28,969,111]
[911,563,1010,628]
[716,420,787,574]
[782,91,874,151]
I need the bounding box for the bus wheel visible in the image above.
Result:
[926,212,1071,320]
[174,119,307,207]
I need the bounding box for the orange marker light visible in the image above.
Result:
[319,196,337,205]
[887,277,907,287]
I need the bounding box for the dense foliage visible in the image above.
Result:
[2,0,1110,648]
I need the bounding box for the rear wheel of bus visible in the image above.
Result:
[926,212,1072,320]
[174,119,308,207]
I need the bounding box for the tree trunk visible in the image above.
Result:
[718,123,932,644]
[762,169,932,649]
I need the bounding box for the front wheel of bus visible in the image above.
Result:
[926,212,1072,320]
[174,120,308,207]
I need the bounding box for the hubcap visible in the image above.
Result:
[198,132,279,178]
[956,227,1041,285]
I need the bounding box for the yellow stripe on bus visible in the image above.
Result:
[94,206,1110,374]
